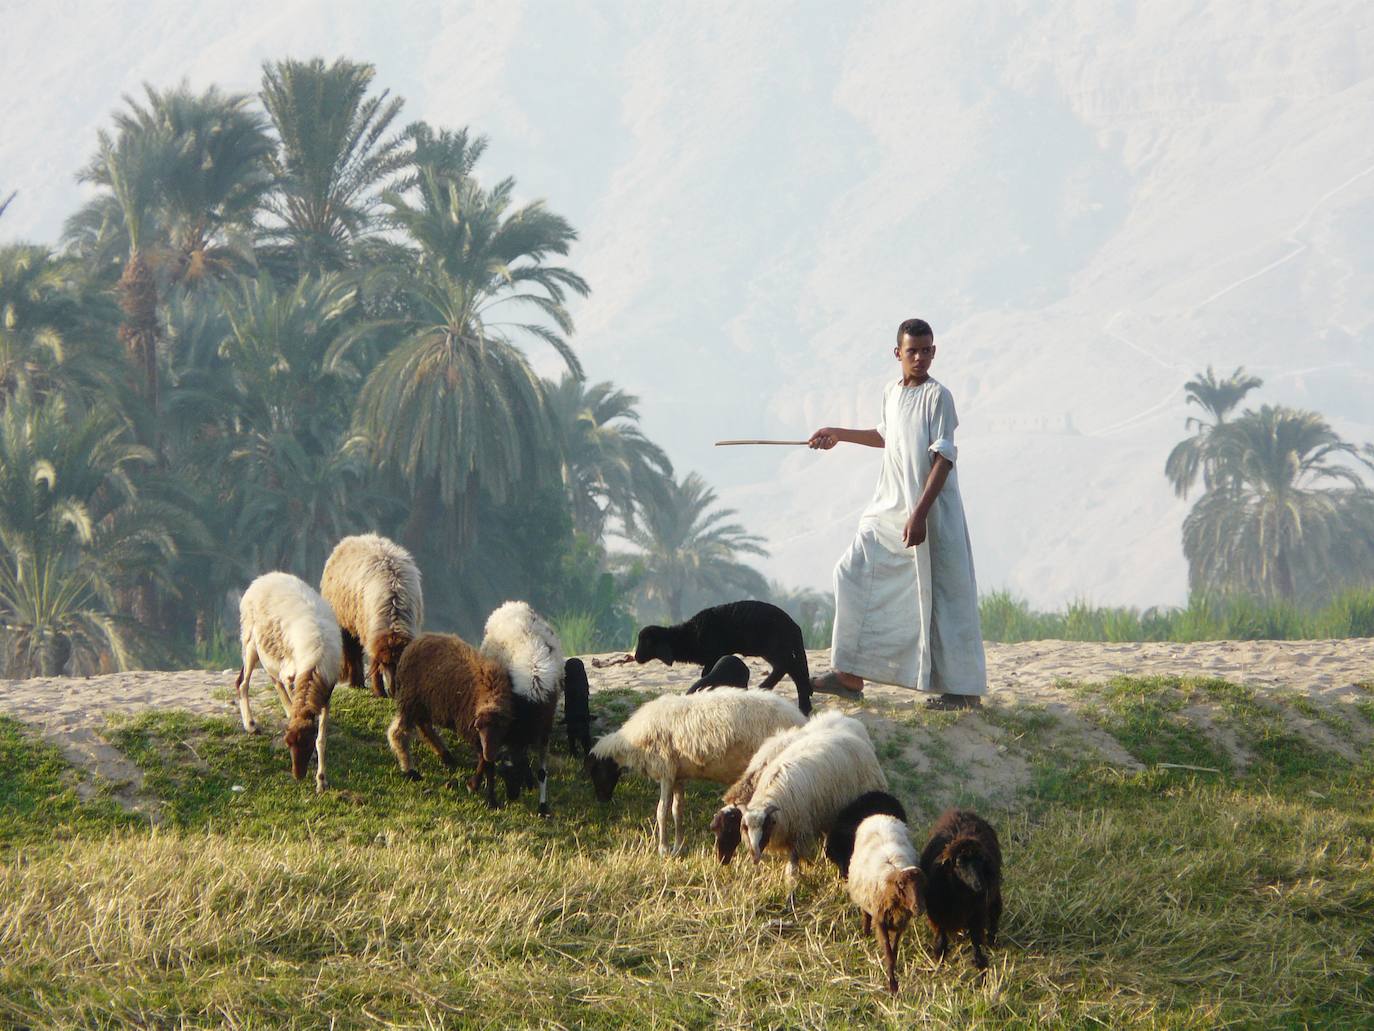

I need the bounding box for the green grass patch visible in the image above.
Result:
[0,717,137,849]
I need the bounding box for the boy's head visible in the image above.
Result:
[894,318,935,381]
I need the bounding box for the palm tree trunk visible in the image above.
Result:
[117,249,160,441]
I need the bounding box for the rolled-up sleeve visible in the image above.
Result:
[928,386,959,463]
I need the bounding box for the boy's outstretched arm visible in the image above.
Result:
[808,426,884,449]
[903,454,953,547]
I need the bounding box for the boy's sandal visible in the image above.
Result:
[924,693,982,711]
[811,672,865,701]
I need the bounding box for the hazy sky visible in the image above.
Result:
[4,1,1372,606]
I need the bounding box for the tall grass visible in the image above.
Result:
[980,587,1374,643]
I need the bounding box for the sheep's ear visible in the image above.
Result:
[899,867,925,913]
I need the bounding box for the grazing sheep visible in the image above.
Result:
[739,712,887,882]
[586,688,807,856]
[235,571,343,793]
[319,533,423,698]
[634,601,813,714]
[829,792,924,993]
[562,657,594,757]
[689,654,751,692]
[388,632,512,807]
[919,808,1003,971]
[480,601,564,817]
[709,722,809,865]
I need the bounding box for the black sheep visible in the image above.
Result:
[688,654,751,692]
[634,601,812,714]
[824,790,910,879]
[561,657,594,757]
[919,808,1003,970]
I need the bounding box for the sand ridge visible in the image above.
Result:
[1,638,1369,814]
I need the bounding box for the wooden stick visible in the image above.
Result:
[714,439,810,446]
[591,653,636,669]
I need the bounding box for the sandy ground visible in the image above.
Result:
[2,639,1370,817]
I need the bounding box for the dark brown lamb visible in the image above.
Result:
[919,808,1003,970]
[387,632,512,807]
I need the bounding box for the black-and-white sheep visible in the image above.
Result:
[739,712,888,883]
[586,688,807,856]
[387,632,512,807]
[828,791,924,993]
[319,533,423,698]
[480,601,564,817]
[235,571,343,793]
[633,600,813,714]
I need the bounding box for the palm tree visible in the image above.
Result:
[1182,405,1374,600]
[76,83,273,426]
[258,57,410,273]
[619,472,769,622]
[353,141,588,550]
[1165,366,1263,498]
[545,373,673,541]
[0,392,188,675]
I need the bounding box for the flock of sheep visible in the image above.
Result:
[231,532,1003,993]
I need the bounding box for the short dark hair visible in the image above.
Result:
[896,318,933,343]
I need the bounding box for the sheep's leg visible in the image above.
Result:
[340,630,365,689]
[933,928,949,963]
[669,781,686,856]
[365,654,386,698]
[236,649,259,734]
[785,847,802,906]
[988,886,1003,948]
[416,723,458,771]
[275,678,293,718]
[388,716,421,781]
[879,923,901,995]
[861,910,872,934]
[314,707,329,794]
[483,759,499,808]
[757,666,784,691]
[969,913,989,970]
[655,779,673,856]
[536,737,551,819]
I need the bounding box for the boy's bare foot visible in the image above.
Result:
[924,693,982,711]
[812,671,864,700]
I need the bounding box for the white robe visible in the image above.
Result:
[831,378,987,694]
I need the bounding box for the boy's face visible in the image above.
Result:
[895,333,936,381]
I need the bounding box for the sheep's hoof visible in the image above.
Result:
[315,779,328,794]
[244,722,259,735]
[537,802,551,819]
[402,769,422,782]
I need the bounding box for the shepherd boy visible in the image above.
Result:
[807,318,987,709]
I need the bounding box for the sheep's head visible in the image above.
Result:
[633,627,672,665]
[584,753,621,802]
[283,717,317,780]
[370,631,412,697]
[499,752,534,800]
[939,837,988,893]
[742,803,779,862]
[472,708,507,763]
[710,805,744,864]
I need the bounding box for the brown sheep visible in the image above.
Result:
[387,632,512,807]
[919,808,1003,971]
[320,533,423,697]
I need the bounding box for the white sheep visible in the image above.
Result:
[740,711,887,882]
[709,722,810,864]
[319,533,423,698]
[832,793,923,993]
[479,600,564,816]
[235,571,343,792]
[586,688,808,856]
